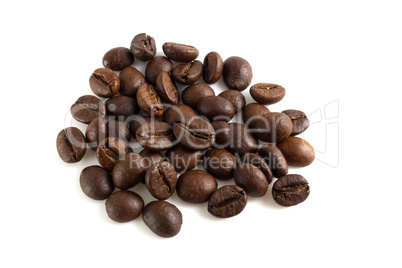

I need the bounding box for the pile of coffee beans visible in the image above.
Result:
[56,33,314,238]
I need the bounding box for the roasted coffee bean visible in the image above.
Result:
[177,170,217,203]
[136,83,164,117]
[80,165,114,200]
[155,71,179,104]
[96,137,132,172]
[203,51,223,84]
[222,56,253,91]
[106,190,144,223]
[112,153,146,189]
[227,123,258,156]
[130,33,156,61]
[163,104,197,125]
[56,127,87,163]
[70,95,106,124]
[196,95,235,122]
[142,200,182,238]
[136,121,176,151]
[208,185,247,218]
[89,68,120,98]
[277,137,315,167]
[166,144,203,172]
[106,119,131,142]
[242,103,270,126]
[128,116,161,137]
[250,83,286,105]
[181,83,215,109]
[240,153,273,184]
[250,112,293,143]
[145,56,173,84]
[162,42,199,62]
[218,90,246,113]
[102,47,134,71]
[203,149,235,180]
[282,109,310,136]
[140,149,164,168]
[145,161,177,200]
[173,116,215,151]
[172,60,203,85]
[119,67,146,98]
[211,121,230,148]
[272,174,310,207]
[234,163,268,197]
[105,95,139,120]
[86,117,108,150]
[258,144,288,178]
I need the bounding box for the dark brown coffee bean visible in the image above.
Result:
[145,56,173,84]
[258,144,288,178]
[240,153,273,184]
[222,56,253,91]
[272,174,310,207]
[282,109,310,136]
[96,137,132,172]
[145,161,177,200]
[136,83,164,117]
[89,68,120,98]
[105,95,139,120]
[112,153,146,189]
[130,33,156,61]
[142,200,182,238]
[119,67,146,98]
[162,42,199,62]
[242,103,270,126]
[102,47,134,71]
[203,149,235,180]
[166,144,202,172]
[172,60,203,85]
[106,190,144,222]
[106,120,130,142]
[211,121,230,148]
[203,51,223,84]
[234,163,268,197]
[86,117,108,150]
[155,71,179,104]
[128,116,161,137]
[136,122,176,151]
[250,112,292,143]
[218,90,246,113]
[163,104,197,125]
[70,95,106,124]
[277,137,315,167]
[227,123,258,156]
[56,127,87,163]
[181,83,215,109]
[196,95,235,122]
[177,170,217,203]
[250,83,286,105]
[208,185,247,218]
[80,166,114,200]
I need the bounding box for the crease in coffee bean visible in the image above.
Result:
[101,140,119,160]
[209,189,245,209]
[158,166,171,194]
[277,184,309,194]
[93,73,114,95]
[290,115,306,120]
[63,130,77,161]
[74,102,105,116]
[177,122,212,140]
[181,62,193,80]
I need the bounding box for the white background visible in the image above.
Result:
[1,0,401,267]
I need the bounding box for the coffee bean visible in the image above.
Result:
[272,174,310,207]
[203,149,235,180]
[196,95,235,122]
[80,165,114,200]
[56,127,87,163]
[145,161,177,200]
[172,60,203,85]
[142,200,182,238]
[162,42,199,62]
[218,90,246,113]
[258,144,288,178]
[139,149,164,168]
[282,109,310,136]
[203,51,223,84]
[163,104,197,125]
[208,185,247,218]
[105,95,139,120]
[165,144,203,172]
[112,153,146,189]
[145,56,173,84]
[89,68,120,98]
[136,83,164,117]
[222,56,253,91]
[181,83,215,109]
[106,119,131,142]
[119,67,146,98]
[240,153,273,184]
[135,121,176,151]
[155,71,179,104]
[227,123,258,156]
[96,137,132,172]
[86,117,108,150]
[128,116,161,137]
[106,190,144,222]
[211,121,230,148]
[102,47,134,71]
[130,33,156,61]
[177,170,217,203]
[234,163,268,197]
[70,95,106,124]
[242,103,270,126]
[250,83,286,105]
[250,112,292,143]
[277,137,315,167]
